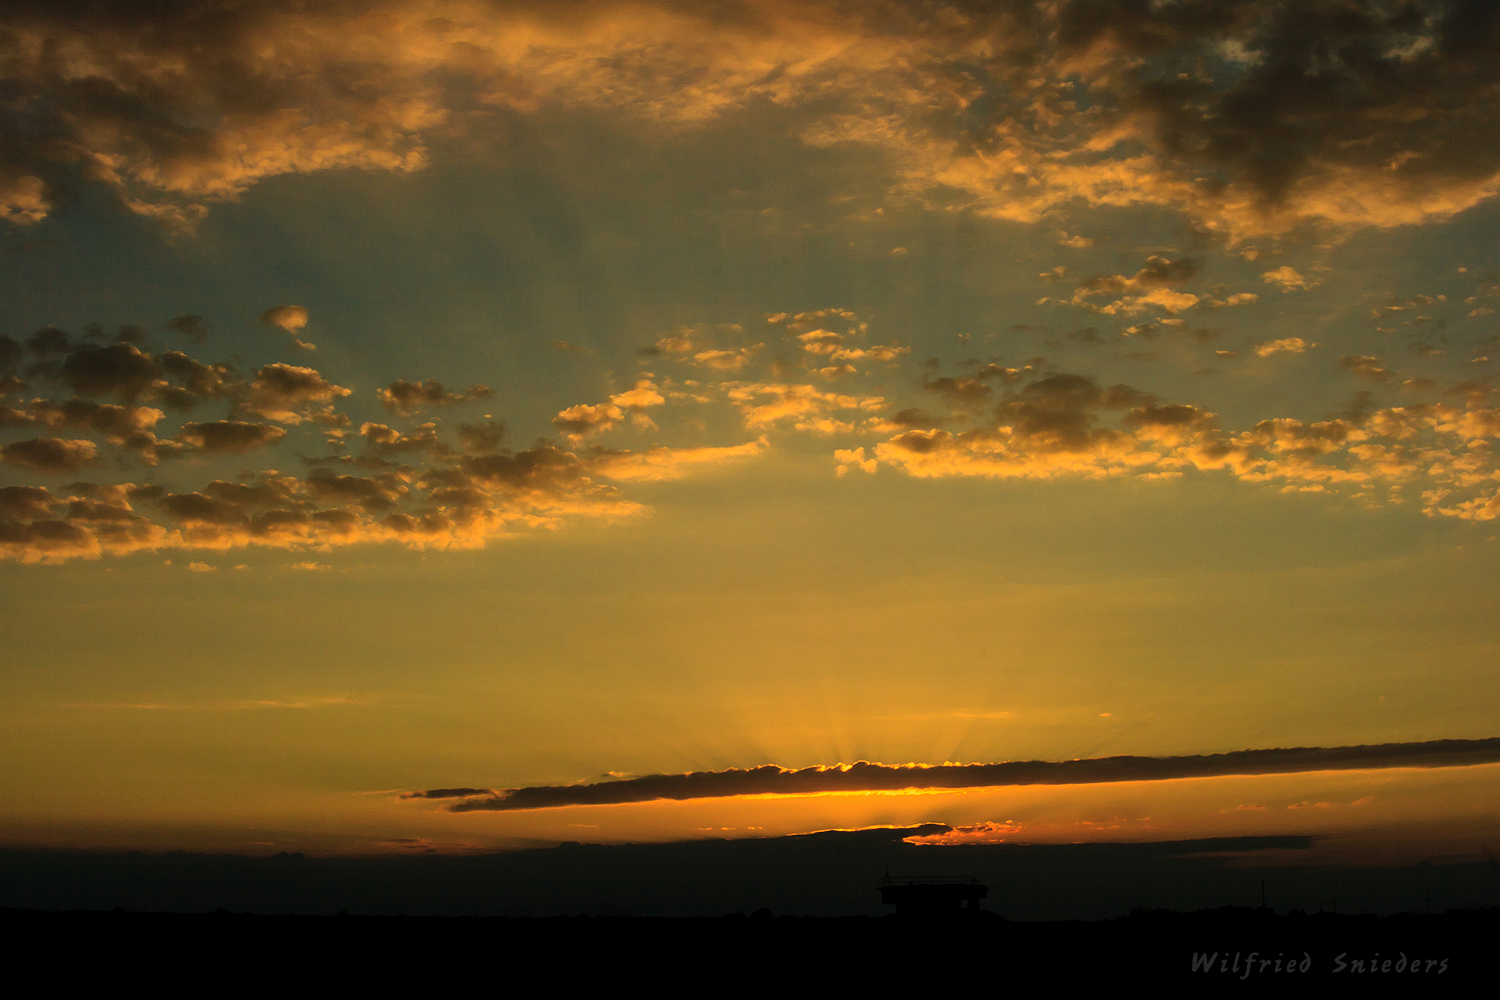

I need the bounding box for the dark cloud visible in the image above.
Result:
[399,787,490,800]
[923,376,993,406]
[890,407,945,428]
[158,351,240,405]
[0,436,98,473]
[0,518,93,557]
[0,0,1494,239]
[359,421,442,456]
[305,471,405,511]
[164,314,208,343]
[66,498,139,522]
[973,363,1023,383]
[1123,402,1214,428]
[457,420,506,453]
[0,485,55,519]
[435,737,1500,811]
[994,373,1146,450]
[56,342,162,400]
[249,508,312,536]
[203,478,297,506]
[1131,256,1201,288]
[1340,355,1395,383]
[177,420,288,454]
[0,335,22,371]
[377,379,492,416]
[158,491,249,525]
[25,327,70,358]
[22,400,162,439]
[462,445,585,492]
[247,363,351,421]
[1074,0,1500,217]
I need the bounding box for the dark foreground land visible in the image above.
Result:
[3,906,1493,986]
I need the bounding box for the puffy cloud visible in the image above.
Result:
[457,420,506,453]
[55,342,162,400]
[652,332,697,354]
[358,421,442,456]
[246,363,352,424]
[552,379,665,440]
[1253,337,1315,357]
[155,351,241,410]
[0,485,56,520]
[176,420,288,454]
[797,329,909,365]
[4,399,167,462]
[0,173,48,225]
[376,379,492,415]
[260,306,308,332]
[848,362,1500,515]
[834,447,878,476]
[1067,256,1206,315]
[260,306,313,350]
[1,437,99,474]
[0,519,101,563]
[0,434,650,563]
[303,471,408,513]
[690,346,763,372]
[726,382,886,431]
[1262,266,1320,292]
[13,400,164,438]
[461,444,587,494]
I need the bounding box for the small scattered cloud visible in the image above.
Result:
[691,346,763,372]
[1340,355,1394,383]
[1253,337,1316,358]
[376,379,491,415]
[163,315,208,344]
[260,306,314,350]
[1261,266,1320,292]
[552,379,665,441]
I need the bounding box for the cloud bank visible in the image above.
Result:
[2,1,1497,237]
[413,737,1500,811]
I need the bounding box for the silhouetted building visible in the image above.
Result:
[878,875,986,916]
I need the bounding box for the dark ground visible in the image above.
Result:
[4,826,1497,985]
[2,907,1492,986]
[4,826,1497,918]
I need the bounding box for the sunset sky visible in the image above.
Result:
[2,0,1499,862]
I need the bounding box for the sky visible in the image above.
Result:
[2,0,1499,864]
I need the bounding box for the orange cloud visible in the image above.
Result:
[6,1,1494,239]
